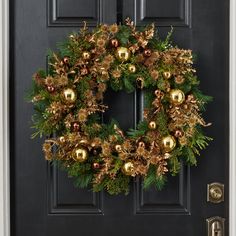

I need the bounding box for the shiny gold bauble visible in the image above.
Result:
[148,121,157,130]
[111,38,119,47]
[73,148,88,162]
[116,47,130,62]
[169,89,185,105]
[82,51,91,60]
[115,144,122,152]
[122,162,134,176]
[128,65,136,73]
[163,71,172,79]
[62,88,77,103]
[161,135,176,152]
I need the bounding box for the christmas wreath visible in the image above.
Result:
[28,18,212,195]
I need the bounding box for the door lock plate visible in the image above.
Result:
[206,216,225,236]
[207,182,224,203]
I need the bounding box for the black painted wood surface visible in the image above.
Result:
[10,0,229,235]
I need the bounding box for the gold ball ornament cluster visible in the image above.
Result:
[162,135,176,152]
[29,19,212,195]
[62,88,77,103]
[169,89,185,105]
[116,47,130,61]
[122,162,134,176]
[73,148,88,162]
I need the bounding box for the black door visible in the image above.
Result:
[10,0,229,235]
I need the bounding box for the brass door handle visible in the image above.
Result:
[207,182,224,203]
[206,216,225,236]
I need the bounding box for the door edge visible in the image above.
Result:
[0,0,10,236]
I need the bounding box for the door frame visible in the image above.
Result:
[0,0,235,235]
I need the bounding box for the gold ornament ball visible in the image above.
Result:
[163,71,172,79]
[73,148,88,162]
[170,89,185,105]
[82,51,91,60]
[115,144,122,152]
[162,135,176,152]
[128,65,136,73]
[62,88,77,103]
[116,47,130,62]
[122,162,134,176]
[148,121,157,130]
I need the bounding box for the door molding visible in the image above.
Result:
[0,0,235,235]
[0,0,10,236]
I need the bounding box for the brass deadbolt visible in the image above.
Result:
[207,182,224,203]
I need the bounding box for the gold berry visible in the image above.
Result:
[73,148,88,162]
[170,89,185,105]
[115,144,122,152]
[162,135,176,152]
[163,71,172,79]
[92,162,100,169]
[111,39,119,47]
[62,88,77,103]
[174,130,183,138]
[148,121,157,130]
[82,51,91,60]
[59,136,65,143]
[122,162,134,176]
[63,56,69,64]
[144,49,152,57]
[138,141,145,148]
[73,122,79,131]
[128,65,136,73]
[116,47,130,62]
[47,86,55,93]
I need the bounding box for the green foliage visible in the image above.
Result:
[67,162,93,188]
[182,146,197,166]
[156,110,169,136]
[192,88,213,110]
[143,165,167,190]
[168,148,182,176]
[115,25,132,46]
[127,120,149,139]
[93,173,130,195]
[190,127,213,156]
